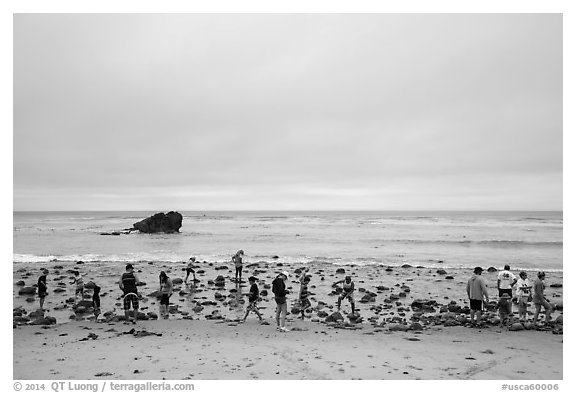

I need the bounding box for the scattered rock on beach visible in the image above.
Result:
[18,287,36,295]
[336,268,345,274]
[325,311,344,323]
[29,316,56,325]
[15,280,25,286]
[436,269,447,275]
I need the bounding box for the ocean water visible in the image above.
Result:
[13,211,563,272]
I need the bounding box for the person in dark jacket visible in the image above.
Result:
[38,269,49,310]
[92,284,101,320]
[243,276,263,322]
[119,264,140,324]
[272,271,290,332]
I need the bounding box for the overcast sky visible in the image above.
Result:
[13,13,562,211]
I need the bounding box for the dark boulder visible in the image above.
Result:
[15,280,25,286]
[325,311,344,322]
[336,268,346,274]
[29,316,57,325]
[29,310,45,319]
[133,211,183,234]
[436,269,447,275]
[18,287,36,295]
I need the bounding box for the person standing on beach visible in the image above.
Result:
[298,268,312,319]
[335,276,356,314]
[233,250,244,283]
[533,271,553,324]
[515,271,532,321]
[466,267,490,327]
[185,257,196,284]
[37,269,49,310]
[71,271,85,301]
[243,276,263,322]
[159,271,173,319]
[272,271,290,332]
[497,265,517,299]
[119,264,140,324]
[497,293,511,328]
[92,284,101,321]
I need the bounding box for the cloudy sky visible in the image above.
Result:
[13,13,562,211]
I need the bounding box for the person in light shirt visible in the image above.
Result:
[497,264,517,297]
[515,271,532,321]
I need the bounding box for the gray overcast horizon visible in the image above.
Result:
[13,13,562,212]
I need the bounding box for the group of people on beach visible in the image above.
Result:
[467,264,554,327]
[34,252,555,330]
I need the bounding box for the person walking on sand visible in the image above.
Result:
[466,266,490,327]
[159,271,173,319]
[233,250,244,283]
[497,264,517,298]
[533,271,553,325]
[119,263,141,324]
[243,276,263,322]
[92,284,101,321]
[37,269,49,310]
[185,257,197,284]
[71,271,84,301]
[272,271,290,332]
[335,276,356,314]
[515,271,532,321]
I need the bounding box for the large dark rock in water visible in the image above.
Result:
[133,211,183,233]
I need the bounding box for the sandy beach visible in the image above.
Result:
[13,259,563,380]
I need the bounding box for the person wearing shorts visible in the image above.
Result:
[533,271,553,324]
[119,264,140,324]
[72,271,84,301]
[233,250,244,283]
[272,271,289,332]
[515,271,532,321]
[185,257,196,284]
[335,276,356,314]
[466,266,490,326]
[497,265,517,298]
[159,271,173,319]
[243,276,263,322]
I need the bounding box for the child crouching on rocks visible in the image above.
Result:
[243,276,263,322]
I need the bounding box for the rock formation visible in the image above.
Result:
[132,211,183,233]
